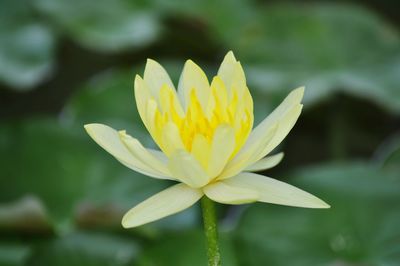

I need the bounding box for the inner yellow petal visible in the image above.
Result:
[148,75,253,161]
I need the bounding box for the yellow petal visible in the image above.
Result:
[218,122,278,180]
[160,122,185,156]
[168,150,210,188]
[144,59,175,96]
[207,125,235,177]
[144,99,162,143]
[219,87,304,178]
[203,181,259,204]
[245,152,284,172]
[119,131,171,177]
[178,59,210,110]
[84,123,171,179]
[191,134,211,169]
[224,172,330,208]
[122,183,203,228]
[159,84,184,117]
[205,76,227,118]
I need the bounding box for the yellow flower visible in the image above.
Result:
[84,51,329,228]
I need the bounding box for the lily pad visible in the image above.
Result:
[235,161,400,265]
[28,231,139,266]
[0,196,53,235]
[33,0,161,52]
[0,242,31,266]
[0,0,55,90]
[218,3,400,114]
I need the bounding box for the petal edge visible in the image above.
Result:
[224,172,330,208]
[122,183,203,228]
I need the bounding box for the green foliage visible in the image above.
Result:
[0,0,55,90]
[235,161,400,265]
[137,231,237,266]
[32,0,161,52]
[1,0,400,265]
[238,4,400,113]
[28,232,139,266]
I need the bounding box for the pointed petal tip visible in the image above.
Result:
[144,59,158,72]
[184,59,193,64]
[146,58,157,65]
[121,217,131,228]
[224,50,237,61]
[84,123,103,132]
[182,59,206,75]
[320,201,331,209]
[144,58,164,74]
[184,59,198,68]
[121,213,139,228]
[305,197,330,209]
[293,86,305,99]
[134,75,144,89]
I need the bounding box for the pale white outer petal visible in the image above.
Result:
[245,152,284,172]
[223,172,330,208]
[256,104,302,161]
[84,123,171,180]
[119,131,171,177]
[203,182,259,204]
[122,183,203,228]
[168,150,211,188]
[247,87,304,161]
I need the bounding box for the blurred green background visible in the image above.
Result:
[1,0,400,265]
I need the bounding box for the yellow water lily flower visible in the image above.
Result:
[84,51,329,228]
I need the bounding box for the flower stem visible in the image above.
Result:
[201,196,221,266]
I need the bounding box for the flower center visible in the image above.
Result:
[152,76,253,157]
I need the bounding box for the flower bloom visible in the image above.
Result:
[85,52,329,228]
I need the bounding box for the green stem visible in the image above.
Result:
[201,196,221,266]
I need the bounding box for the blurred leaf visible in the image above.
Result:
[0,242,31,266]
[64,69,147,140]
[373,132,400,175]
[33,0,160,52]
[152,0,255,41]
[218,3,400,114]
[137,230,238,266]
[0,0,55,90]
[235,161,400,265]
[28,231,138,266]
[0,196,53,235]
